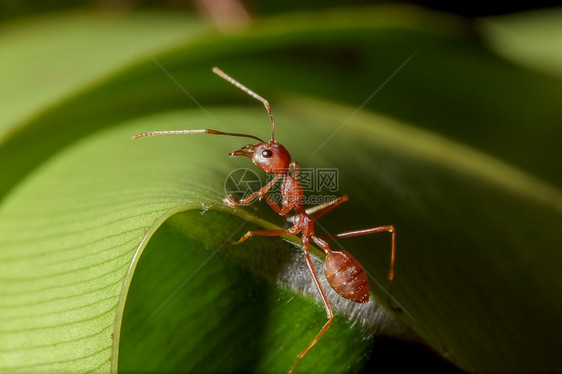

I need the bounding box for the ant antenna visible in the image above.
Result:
[131,128,264,142]
[212,67,276,141]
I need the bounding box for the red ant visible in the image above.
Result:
[133,67,398,373]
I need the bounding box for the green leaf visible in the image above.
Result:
[1,5,561,374]
[0,10,206,133]
[479,7,562,78]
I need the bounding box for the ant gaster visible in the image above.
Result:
[133,67,399,374]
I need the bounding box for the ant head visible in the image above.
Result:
[230,140,291,174]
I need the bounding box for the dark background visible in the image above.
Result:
[0,0,559,21]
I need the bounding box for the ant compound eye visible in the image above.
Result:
[262,150,273,158]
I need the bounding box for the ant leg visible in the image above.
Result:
[236,229,291,244]
[261,192,283,215]
[286,195,349,224]
[263,191,298,217]
[322,226,400,312]
[235,229,334,372]
[289,241,333,374]
[235,223,301,244]
[224,174,282,206]
[311,235,332,254]
[292,195,349,222]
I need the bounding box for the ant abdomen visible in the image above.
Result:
[324,251,369,303]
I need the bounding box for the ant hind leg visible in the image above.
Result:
[322,225,401,313]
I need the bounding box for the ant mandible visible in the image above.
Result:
[133,67,399,373]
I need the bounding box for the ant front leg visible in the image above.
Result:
[323,225,400,312]
[261,191,284,215]
[224,174,282,206]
